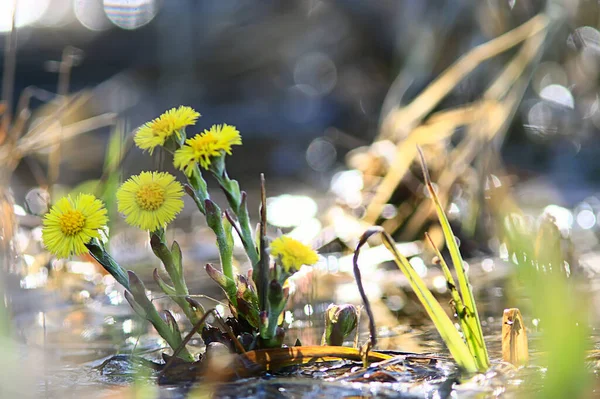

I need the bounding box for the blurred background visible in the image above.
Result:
[8,0,393,196]
[3,0,596,200]
[4,0,600,397]
[5,0,600,238]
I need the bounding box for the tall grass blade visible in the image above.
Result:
[355,227,478,373]
[417,147,490,370]
[424,233,465,315]
[425,232,487,369]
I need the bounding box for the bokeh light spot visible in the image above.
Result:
[103,0,158,30]
[293,52,337,96]
[540,84,574,109]
[306,137,336,172]
[0,0,50,32]
[267,195,318,228]
[74,0,112,31]
[576,209,596,230]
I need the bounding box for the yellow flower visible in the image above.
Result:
[116,171,184,231]
[134,106,200,154]
[173,124,242,176]
[42,194,108,258]
[270,236,319,273]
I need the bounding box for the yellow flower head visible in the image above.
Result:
[173,124,242,176]
[116,171,184,231]
[270,236,319,273]
[134,106,200,154]
[42,194,108,259]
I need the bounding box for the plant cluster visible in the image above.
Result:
[353,149,490,373]
[39,107,493,374]
[41,106,321,359]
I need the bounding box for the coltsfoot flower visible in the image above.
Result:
[134,106,200,154]
[116,171,184,231]
[270,236,318,273]
[42,194,108,258]
[173,124,242,176]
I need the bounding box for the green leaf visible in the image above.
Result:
[356,227,478,373]
[238,192,260,266]
[417,147,489,371]
[164,310,182,337]
[124,291,146,319]
[85,240,129,290]
[153,268,177,297]
[170,241,183,277]
[127,272,193,362]
[424,233,465,316]
[205,263,237,301]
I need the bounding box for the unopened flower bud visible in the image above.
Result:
[324,304,358,346]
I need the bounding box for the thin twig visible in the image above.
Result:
[258,173,268,311]
[213,311,247,355]
[151,294,227,307]
[46,47,83,187]
[224,210,244,244]
[352,228,382,348]
[1,0,17,141]
[7,87,56,144]
[160,309,217,376]
[160,308,247,377]
[19,91,91,140]
[17,113,117,154]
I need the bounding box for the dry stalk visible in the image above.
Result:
[362,13,549,240]
[502,308,529,366]
[379,14,548,140]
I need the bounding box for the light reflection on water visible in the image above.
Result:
[17,301,541,399]
[4,260,543,399]
[7,198,600,397]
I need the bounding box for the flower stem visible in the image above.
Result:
[211,166,259,267]
[187,165,209,214]
[150,230,203,324]
[205,199,234,282]
[126,272,194,362]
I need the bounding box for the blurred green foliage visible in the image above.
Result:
[503,214,591,398]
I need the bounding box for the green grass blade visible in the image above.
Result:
[417,147,490,370]
[426,232,486,368]
[424,232,464,313]
[356,227,478,373]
